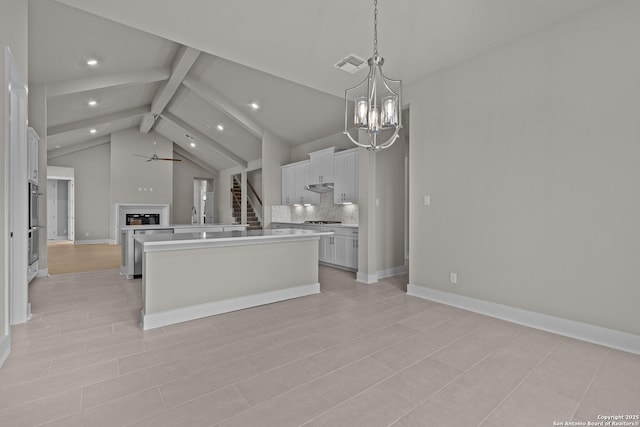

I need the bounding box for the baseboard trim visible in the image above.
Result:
[74,239,112,245]
[0,334,10,368]
[356,265,406,284]
[37,268,48,278]
[407,284,640,355]
[356,272,378,284]
[377,265,407,280]
[141,282,320,330]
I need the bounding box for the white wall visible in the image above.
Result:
[375,131,407,272]
[407,0,640,335]
[172,150,215,224]
[48,143,111,241]
[261,131,290,228]
[109,129,173,240]
[290,130,352,163]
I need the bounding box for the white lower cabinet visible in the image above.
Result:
[272,223,357,271]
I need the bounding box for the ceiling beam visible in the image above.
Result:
[48,105,149,137]
[173,145,218,177]
[140,46,201,133]
[161,111,248,169]
[182,78,263,140]
[47,136,110,159]
[47,68,170,98]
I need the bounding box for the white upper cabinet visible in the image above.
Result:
[28,127,40,183]
[308,147,335,185]
[333,148,358,204]
[281,160,319,205]
[281,164,296,205]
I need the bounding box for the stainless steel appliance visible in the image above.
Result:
[28,182,40,267]
[28,227,39,265]
[29,182,39,228]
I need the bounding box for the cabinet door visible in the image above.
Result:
[333,150,358,204]
[345,236,358,269]
[281,165,295,204]
[309,150,334,185]
[325,235,337,264]
[295,162,319,205]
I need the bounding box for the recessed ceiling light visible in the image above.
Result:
[190,142,196,148]
[86,59,98,66]
[88,100,97,107]
[55,145,61,149]
[89,128,97,134]
[217,124,224,131]
[250,102,260,110]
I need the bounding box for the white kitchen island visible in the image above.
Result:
[135,228,332,330]
[120,223,248,278]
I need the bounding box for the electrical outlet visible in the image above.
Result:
[449,272,457,284]
[424,195,431,205]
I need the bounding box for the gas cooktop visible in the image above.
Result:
[304,220,342,224]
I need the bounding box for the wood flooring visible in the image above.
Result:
[47,241,121,275]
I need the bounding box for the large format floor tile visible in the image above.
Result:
[0,267,637,426]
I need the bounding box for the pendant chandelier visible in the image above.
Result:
[344,0,402,151]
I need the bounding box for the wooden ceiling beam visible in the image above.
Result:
[161,111,248,169]
[47,136,110,159]
[47,105,149,137]
[46,69,170,98]
[140,46,201,133]
[173,144,218,177]
[182,78,263,140]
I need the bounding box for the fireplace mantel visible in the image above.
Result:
[115,203,169,243]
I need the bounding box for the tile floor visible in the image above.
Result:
[1,266,638,426]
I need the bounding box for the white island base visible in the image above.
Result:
[138,229,330,330]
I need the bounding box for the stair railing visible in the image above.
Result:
[232,175,263,227]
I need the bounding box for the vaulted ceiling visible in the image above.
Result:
[30,0,606,173]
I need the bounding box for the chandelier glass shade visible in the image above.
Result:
[344,0,402,151]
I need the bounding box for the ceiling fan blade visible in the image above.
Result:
[158,158,182,162]
[146,158,153,162]
[133,154,152,159]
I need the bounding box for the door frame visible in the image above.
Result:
[4,46,29,328]
[47,175,75,242]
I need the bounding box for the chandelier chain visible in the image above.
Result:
[373,0,378,56]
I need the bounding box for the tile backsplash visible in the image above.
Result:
[272,192,359,224]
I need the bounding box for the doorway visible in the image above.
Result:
[193,178,213,224]
[46,178,75,241]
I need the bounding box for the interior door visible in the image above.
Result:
[67,180,75,242]
[46,180,57,239]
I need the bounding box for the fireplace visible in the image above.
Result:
[126,213,160,225]
[115,203,169,243]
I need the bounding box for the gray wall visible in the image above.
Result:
[261,131,290,228]
[375,130,408,272]
[49,143,111,242]
[109,129,173,240]
[172,150,215,224]
[407,0,640,335]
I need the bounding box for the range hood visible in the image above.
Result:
[305,183,334,193]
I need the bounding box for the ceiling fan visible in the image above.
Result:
[134,141,181,162]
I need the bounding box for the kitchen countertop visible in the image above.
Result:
[121,223,247,231]
[135,228,333,252]
[271,222,358,229]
